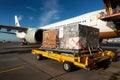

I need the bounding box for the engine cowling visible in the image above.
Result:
[25,29,43,43]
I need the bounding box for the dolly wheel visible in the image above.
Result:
[63,62,73,72]
[36,54,43,60]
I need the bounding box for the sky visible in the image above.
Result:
[0,0,104,41]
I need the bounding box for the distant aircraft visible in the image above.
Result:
[0,9,120,44]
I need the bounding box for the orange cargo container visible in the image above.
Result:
[42,29,58,48]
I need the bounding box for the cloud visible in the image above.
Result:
[26,7,36,11]
[39,0,60,26]
[28,16,34,20]
[54,15,60,20]
[40,7,44,11]
[17,15,23,21]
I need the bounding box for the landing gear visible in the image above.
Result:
[21,41,28,45]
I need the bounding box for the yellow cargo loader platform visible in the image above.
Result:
[32,48,116,72]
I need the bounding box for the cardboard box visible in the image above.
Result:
[42,29,58,48]
[42,24,99,50]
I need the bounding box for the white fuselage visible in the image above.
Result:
[16,9,119,42]
[40,9,114,32]
[16,32,26,40]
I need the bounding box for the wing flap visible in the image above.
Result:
[0,25,28,32]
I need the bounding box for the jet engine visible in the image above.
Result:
[25,29,43,43]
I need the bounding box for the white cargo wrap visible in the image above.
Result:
[59,24,99,50]
[60,37,86,49]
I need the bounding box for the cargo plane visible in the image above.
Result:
[0,9,120,44]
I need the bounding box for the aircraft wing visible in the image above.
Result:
[0,31,16,34]
[0,25,28,32]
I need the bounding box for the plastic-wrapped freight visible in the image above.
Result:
[42,29,58,48]
[42,24,99,50]
[59,24,99,50]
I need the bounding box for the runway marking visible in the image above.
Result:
[0,66,24,74]
[93,70,120,79]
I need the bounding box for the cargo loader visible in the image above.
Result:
[32,24,116,72]
[32,47,116,72]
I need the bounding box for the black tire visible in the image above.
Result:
[111,54,118,62]
[21,42,28,45]
[36,54,43,60]
[63,62,73,72]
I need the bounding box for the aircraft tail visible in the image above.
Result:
[15,15,20,27]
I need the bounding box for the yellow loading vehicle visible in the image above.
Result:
[32,48,116,72]
[32,24,116,72]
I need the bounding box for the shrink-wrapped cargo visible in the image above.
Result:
[59,24,99,50]
[42,29,58,48]
[42,24,99,50]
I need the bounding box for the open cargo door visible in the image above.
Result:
[103,0,120,15]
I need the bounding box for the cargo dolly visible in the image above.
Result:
[32,47,116,72]
[32,24,116,72]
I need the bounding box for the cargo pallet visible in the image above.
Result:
[32,47,116,72]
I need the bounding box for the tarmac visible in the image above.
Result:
[0,42,120,80]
